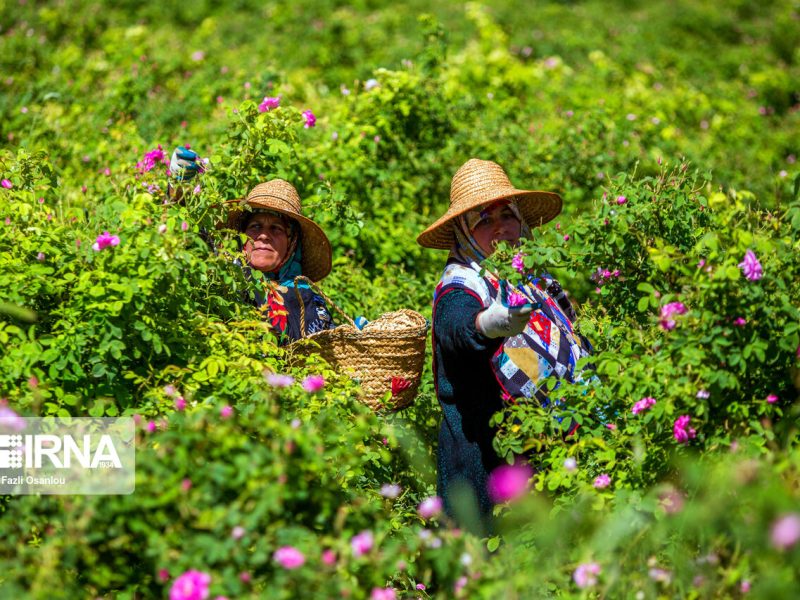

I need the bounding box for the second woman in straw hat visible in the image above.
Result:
[226,179,335,344]
[418,158,593,532]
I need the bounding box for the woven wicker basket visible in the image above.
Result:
[289,277,429,411]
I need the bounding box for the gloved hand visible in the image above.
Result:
[475,281,534,338]
[169,146,202,181]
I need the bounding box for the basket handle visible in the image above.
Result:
[293,275,357,338]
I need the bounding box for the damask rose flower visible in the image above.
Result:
[418,496,443,519]
[673,415,696,444]
[770,514,800,550]
[301,375,325,393]
[631,397,656,415]
[659,302,687,330]
[273,546,305,569]
[92,231,120,251]
[487,463,532,503]
[573,562,601,588]
[506,290,529,307]
[258,96,280,112]
[738,249,763,281]
[512,253,526,274]
[169,570,211,600]
[302,110,316,128]
[351,530,374,556]
[593,474,611,489]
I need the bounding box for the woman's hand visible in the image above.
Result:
[169,146,202,181]
[475,282,533,338]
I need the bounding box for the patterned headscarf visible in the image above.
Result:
[240,209,333,341]
[449,199,530,273]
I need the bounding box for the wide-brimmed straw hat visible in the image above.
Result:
[224,179,332,281]
[417,159,562,249]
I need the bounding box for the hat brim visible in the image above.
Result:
[416,188,562,249]
[221,199,332,282]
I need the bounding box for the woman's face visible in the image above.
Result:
[243,213,290,273]
[471,203,522,256]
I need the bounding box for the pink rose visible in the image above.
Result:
[738,249,763,281]
[631,397,656,415]
[487,463,532,503]
[273,546,305,569]
[593,474,611,489]
[301,375,325,393]
[351,530,374,557]
[418,496,443,519]
[573,562,601,588]
[169,570,211,600]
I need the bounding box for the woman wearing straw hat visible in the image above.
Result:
[417,159,592,531]
[225,179,335,344]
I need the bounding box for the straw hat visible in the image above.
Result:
[417,159,562,249]
[224,179,332,281]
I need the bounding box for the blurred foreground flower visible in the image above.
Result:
[370,588,396,600]
[573,562,601,588]
[301,375,324,393]
[487,462,532,503]
[273,546,305,569]
[738,249,763,281]
[92,231,120,251]
[380,483,402,498]
[418,496,443,519]
[0,404,25,431]
[169,570,211,600]
[351,530,374,556]
[770,514,800,550]
[266,372,294,387]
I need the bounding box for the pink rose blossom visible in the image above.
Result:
[673,415,697,444]
[158,568,170,582]
[36,252,45,261]
[512,253,526,274]
[370,588,396,600]
[738,249,763,281]
[573,562,601,588]
[136,145,168,173]
[175,397,187,411]
[1,179,12,189]
[616,195,627,205]
[322,549,337,565]
[92,231,120,251]
[301,375,325,393]
[418,495,443,519]
[158,224,168,234]
[770,514,800,550]
[239,572,251,583]
[181,478,192,491]
[631,397,656,415]
[273,546,305,569]
[181,221,189,232]
[380,483,402,498]
[0,405,26,431]
[351,530,374,556]
[266,372,294,387]
[564,457,577,471]
[733,317,747,326]
[605,423,617,430]
[220,405,233,419]
[659,301,687,330]
[741,580,751,593]
[487,462,532,503]
[258,96,281,112]
[766,394,778,404]
[231,526,245,540]
[696,389,710,399]
[593,474,611,489]
[506,290,529,307]
[416,583,426,591]
[169,570,211,600]
[146,421,157,433]
[302,110,316,128]
[563,234,570,241]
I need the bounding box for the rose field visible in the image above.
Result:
[1,0,799,598]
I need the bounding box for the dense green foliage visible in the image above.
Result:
[1,0,798,598]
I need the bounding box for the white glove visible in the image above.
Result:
[475,282,534,338]
[169,146,202,181]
